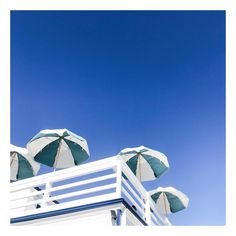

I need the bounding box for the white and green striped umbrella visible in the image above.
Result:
[150,187,189,215]
[27,129,90,169]
[118,145,169,181]
[10,144,40,181]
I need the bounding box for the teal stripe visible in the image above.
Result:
[30,130,85,143]
[34,139,60,167]
[151,192,185,213]
[150,192,162,202]
[165,192,185,213]
[34,138,89,167]
[125,155,139,176]
[30,132,60,142]
[142,154,168,178]
[66,130,86,142]
[64,139,89,165]
[120,150,138,155]
[17,154,34,180]
[120,148,147,156]
[139,147,149,153]
[62,130,70,138]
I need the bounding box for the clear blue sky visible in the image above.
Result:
[11,11,225,225]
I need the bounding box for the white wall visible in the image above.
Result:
[12,205,144,226]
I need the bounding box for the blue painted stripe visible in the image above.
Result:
[11,198,147,226]
[116,209,121,226]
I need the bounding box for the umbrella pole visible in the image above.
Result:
[10,153,16,166]
[10,153,17,181]
[163,193,168,216]
[138,154,141,181]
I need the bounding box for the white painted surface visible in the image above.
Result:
[12,204,143,226]
[10,187,56,216]
[10,156,170,225]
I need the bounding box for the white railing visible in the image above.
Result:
[10,156,170,225]
[119,160,169,225]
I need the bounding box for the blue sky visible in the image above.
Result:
[11,11,225,225]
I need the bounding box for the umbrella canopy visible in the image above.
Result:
[118,145,169,181]
[150,187,189,214]
[27,129,90,169]
[10,144,40,181]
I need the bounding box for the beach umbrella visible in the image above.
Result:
[10,144,40,181]
[27,129,89,169]
[118,145,169,181]
[150,187,189,215]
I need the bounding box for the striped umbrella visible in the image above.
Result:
[150,187,189,215]
[118,145,169,181]
[10,144,40,181]
[27,129,89,169]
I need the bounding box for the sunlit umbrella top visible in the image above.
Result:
[118,145,169,181]
[150,186,189,214]
[27,128,90,169]
[10,144,40,181]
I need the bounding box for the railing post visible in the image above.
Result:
[145,192,152,225]
[41,181,51,208]
[120,208,127,226]
[116,157,122,198]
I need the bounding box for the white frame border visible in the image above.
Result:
[1,0,235,235]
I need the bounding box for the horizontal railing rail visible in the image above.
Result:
[119,158,168,225]
[10,156,169,225]
[10,173,117,202]
[10,157,118,218]
[121,177,145,208]
[11,157,117,192]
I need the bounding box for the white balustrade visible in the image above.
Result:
[10,156,169,225]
